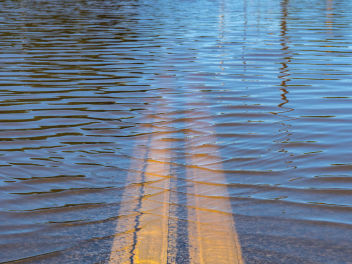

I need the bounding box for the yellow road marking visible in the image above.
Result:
[133,152,171,264]
[185,120,244,264]
[109,100,244,263]
[108,141,147,264]
[109,117,172,263]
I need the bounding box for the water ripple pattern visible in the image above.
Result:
[0,0,352,263]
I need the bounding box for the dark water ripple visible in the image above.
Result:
[1,0,352,263]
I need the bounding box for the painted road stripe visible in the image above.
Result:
[108,140,147,264]
[185,119,244,264]
[182,79,244,263]
[109,113,172,264]
[109,99,243,263]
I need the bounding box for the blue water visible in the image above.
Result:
[0,0,352,263]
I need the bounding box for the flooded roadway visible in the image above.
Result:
[1,0,352,263]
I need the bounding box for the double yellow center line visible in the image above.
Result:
[108,101,243,263]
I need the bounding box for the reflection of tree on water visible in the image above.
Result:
[278,0,291,109]
[276,0,295,168]
[10,0,140,94]
[241,0,247,75]
[218,0,225,72]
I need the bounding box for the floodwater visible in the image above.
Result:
[1,0,352,263]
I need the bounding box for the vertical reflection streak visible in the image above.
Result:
[279,0,290,109]
[218,0,225,72]
[242,0,248,76]
[276,0,295,166]
[326,0,334,33]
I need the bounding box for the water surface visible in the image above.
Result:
[1,0,352,263]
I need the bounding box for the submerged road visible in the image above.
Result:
[108,93,243,263]
[1,0,352,263]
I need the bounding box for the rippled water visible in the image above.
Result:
[1,0,352,263]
